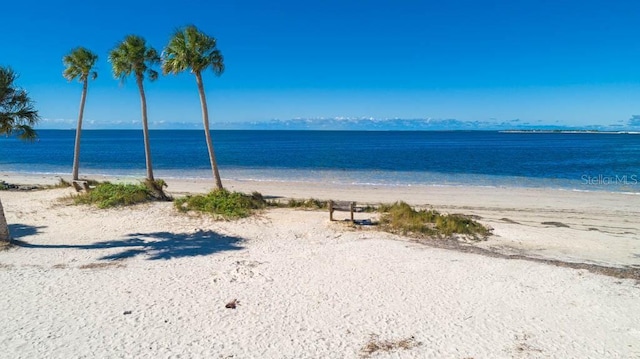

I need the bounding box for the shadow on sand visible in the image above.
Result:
[13,230,244,261]
[8,223,47,240]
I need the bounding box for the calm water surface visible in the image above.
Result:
[1,130,638,192]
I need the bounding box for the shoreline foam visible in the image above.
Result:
[2,169,639,195]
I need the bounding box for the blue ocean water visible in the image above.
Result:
[1,130,639,192]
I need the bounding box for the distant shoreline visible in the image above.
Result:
[500,130,640,134]
[21,128,640,133]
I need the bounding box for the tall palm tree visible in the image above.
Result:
[63,47,98,181]
[109,35,160,183]
[162,25,225,190]
[0,66,40,243]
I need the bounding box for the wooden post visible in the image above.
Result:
[350,202,354,223]
[329,200,334,221]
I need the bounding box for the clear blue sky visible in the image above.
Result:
[4,0,640,129]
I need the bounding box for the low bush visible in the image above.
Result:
[74,182,154,208]
[379,201,490,240]
[174,189,267,219]
[285,198,328,209]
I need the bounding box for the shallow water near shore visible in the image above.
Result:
[2,130,639,192]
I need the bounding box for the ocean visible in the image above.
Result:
[1,130,639,193]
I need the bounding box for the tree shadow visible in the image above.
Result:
[8,223,46,239]
[13,230,244,261]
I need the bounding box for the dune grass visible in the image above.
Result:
[73,182,155,208]
[174,189,267,219]
[284,198,328,209]
[44,178,73,189]
[379,201,490,240]
[272,198,378,211]
[258,197,330,209]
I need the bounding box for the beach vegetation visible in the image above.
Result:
[0,66,40,243]
[285,198,328,209]
[0,67,39,140]
[73,182,156,208]
[162,25,225,190]
[174,189,267,219]
[62,47,98,181]
[378,201,490,240]
[109,36,168,200]
[85,179,102,186]
[45,178,72,189]
[144,178,171,200]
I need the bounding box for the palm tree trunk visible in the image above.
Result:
[71,79,88,181]
[0,198,10,243]
[195,71,223,190]
[136,76,154,182]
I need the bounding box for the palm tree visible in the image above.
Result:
[109,35,160,184]
[162,25,225,190]
[0,66,40,243]
[63,47,98,181]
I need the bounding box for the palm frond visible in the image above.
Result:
[14,124,37,141]
[148,69,159,82]
[109,35,160,84]
[162,25,224,76]
[0,66,40,139]
[62,47,98,82]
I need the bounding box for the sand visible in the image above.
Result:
[1,172,639,358]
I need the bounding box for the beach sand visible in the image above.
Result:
[1,172,639,358]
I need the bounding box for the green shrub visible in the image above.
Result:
[74,182,153,208]
[174,189,267,219]
[286,198,328,209]
[379,201,490,240]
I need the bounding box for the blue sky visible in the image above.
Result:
[4,0,640,129]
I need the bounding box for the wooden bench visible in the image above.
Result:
[329,200,357,223]
[72,180,91,192]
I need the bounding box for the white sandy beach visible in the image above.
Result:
[1,172,639,358]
